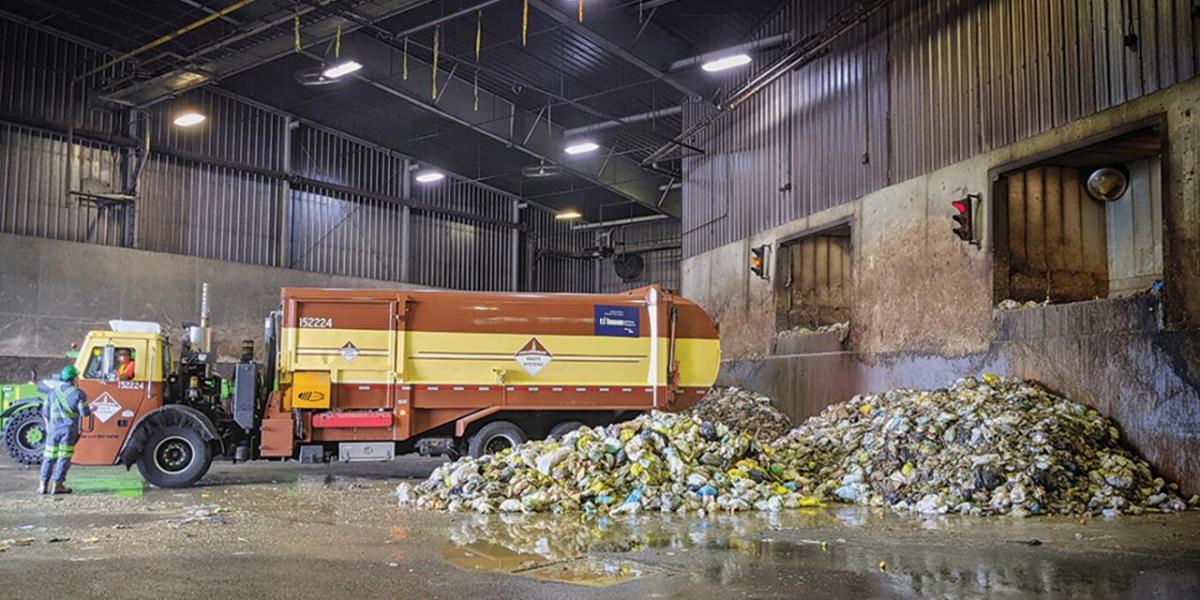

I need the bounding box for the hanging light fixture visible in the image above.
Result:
[701,54,752,72]
[173,111,206,127]
[322,60,363,79]
[555,209,582,220]
[564,141,599,155]
[415,170,445,183]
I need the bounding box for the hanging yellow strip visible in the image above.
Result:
[475,10,482,61]
[335,23,341,58]
[578,0,584,23]
[403,37,408,80]
[293,13,300,52]
[522,0,528,47]
[474,71,479,111]
[432,28,439,99]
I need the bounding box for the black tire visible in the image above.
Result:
[3,408,46,466]
[467,421,527,458]
[136,425,213,488]
[547,420,585,440]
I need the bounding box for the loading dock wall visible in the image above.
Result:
[0,233,422,380]
[682,79,1200,493]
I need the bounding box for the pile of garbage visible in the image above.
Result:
[400,376,1193,517]
[689,387,792,441]
[399,411,825,515]
[772,376,1192,516]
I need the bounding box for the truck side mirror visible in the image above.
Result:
[101,344,116,380]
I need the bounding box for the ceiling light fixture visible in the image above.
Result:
[414,170,445,183]
[322,60,363,79]
[173,112,206,127]
[701,54,752,72]
[555,209,582,221]
[564,141,599,155]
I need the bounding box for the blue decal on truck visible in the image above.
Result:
[594,305,640,337]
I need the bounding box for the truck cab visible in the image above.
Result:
[71,322,169,466]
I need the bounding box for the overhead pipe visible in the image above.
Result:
[641,0,891,168]
[571,214,671,231]
[562,106,683,137]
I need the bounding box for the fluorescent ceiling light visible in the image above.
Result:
[415,170,445,183]
[173,112,206,127]
[322,60,363,79]
[564,141,599,155]
[555,210,582,221]
[701,54,752,72]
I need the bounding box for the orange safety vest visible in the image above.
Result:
[116,360,136,380]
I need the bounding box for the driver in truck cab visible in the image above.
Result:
[38,365,90,495]
[115,349,135,381]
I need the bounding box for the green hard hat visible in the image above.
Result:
[60,365,79,381]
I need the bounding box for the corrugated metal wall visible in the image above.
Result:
[0,15,572,293]
[775,226,853,329]
[683,0,1198,258]
[0,124,128,246]
[598,220,683,293]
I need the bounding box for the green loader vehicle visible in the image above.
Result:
[1,379,48,465]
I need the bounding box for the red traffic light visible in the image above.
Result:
[950,194,979,245]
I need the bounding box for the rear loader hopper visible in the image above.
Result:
[3,284,720,487]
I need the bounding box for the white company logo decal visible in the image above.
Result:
[89,392,122,424]
[514,338,552,376]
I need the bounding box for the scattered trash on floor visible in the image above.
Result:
[995,299,1049,311]
[690,387,793,441]
[403,376,1193,517]
[170,504,228,527]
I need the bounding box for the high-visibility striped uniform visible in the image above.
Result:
[39,383,89,483]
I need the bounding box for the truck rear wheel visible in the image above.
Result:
[547,420,585,440]
[467,421,526,458]
[137,426,213,488]
[3,408,45,466]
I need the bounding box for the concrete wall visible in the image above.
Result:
[684,79,1200,492]
[0,233,421,379]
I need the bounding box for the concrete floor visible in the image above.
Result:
[2,458,1199,599]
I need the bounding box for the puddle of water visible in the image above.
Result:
[442,540,649,587]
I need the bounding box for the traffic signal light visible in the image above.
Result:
[750,245,769,279]
[951,194,980,245]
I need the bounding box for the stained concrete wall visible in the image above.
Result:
[0,233,421,379]
[684,79,1200,492]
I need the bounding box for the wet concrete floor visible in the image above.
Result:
[2,457,1199,599]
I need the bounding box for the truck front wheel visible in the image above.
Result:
[3,408,45,465]
[137,426,213,488]
[467,421,526,458]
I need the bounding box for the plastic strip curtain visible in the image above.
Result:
[474,10,481,111]
[432,27,439,99]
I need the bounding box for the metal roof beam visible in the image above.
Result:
[314,36,680,216]
[526,0,704,103]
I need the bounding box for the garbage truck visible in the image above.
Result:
[0,284,721,487]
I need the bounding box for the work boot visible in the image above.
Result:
[50,482,73,495]
[36,481,47,495]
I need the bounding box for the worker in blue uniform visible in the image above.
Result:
[38,365,90,495]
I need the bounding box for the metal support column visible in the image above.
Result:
[278,117,294,268]
[399,158,412,283]
[510,200,520,291]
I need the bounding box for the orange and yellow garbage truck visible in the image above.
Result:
[2,284,720,487]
